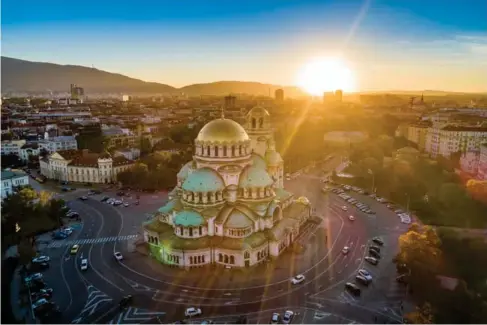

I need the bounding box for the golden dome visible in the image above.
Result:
[196,118,249,143]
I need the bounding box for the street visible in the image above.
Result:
[31,156,410,324]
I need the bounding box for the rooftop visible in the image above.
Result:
[1,170,28,181]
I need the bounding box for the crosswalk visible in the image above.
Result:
[47,234,138,248]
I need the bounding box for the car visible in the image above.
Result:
[31,290,53,301]
[341,206,348,211]
[396,274,409,284]
[365,256,379,265]
[282,310,294,324]
[123,202,130,207]
[25,273,43,282]
[358,269,373,281]
[30,262,50,272]
[114,252,124,261]
[101,196,110,202]
[372,237,384,246]
[62,227,73,235]
[113,200,123,206]
[185,307,202,317]
[345,282,361,296]
[70,245,80,254]
[342,246,350,255]
[119,295,133,308]
[368,249,381,259]
[290,274,305,284]
[386,204,395,209]
[32,256,50,263]
[52,231,68,240]
[80,259,88,271]
[348,215,355,221]
[355,274,370,286]
[79,196,88,201]
[88,190,96,195]
[270,312,281,324]
[369,245,380,253]
[401,217,411,224]
[31,288,53,297]
[32,298,49,310]
[66,212,80,219]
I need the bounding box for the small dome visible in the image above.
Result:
[182,167,225,192]
[251,153,267,169]
[196,118,249,143]
[239,165,274,188]
[265,150,283,166]
[247,106,270,116]
[224,208,254,229]
[174,210,204,227]
[177,161,194,180]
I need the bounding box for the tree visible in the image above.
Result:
[139,137,152,156]
[405,302,435,324]
[466,179,487,203]
[1,153,22,168]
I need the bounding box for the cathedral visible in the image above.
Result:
[142,107,311,268]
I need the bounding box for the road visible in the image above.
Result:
[34,155,410,324]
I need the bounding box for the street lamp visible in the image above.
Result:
[368,169,375,193]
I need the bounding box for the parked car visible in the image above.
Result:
[369,245,380,253]
[79,196,88,201]
[372,237,384,246]
[101,196,110,202]
[25,273,43,282]
[345,282,361,296]
[368,249,381,259]
[348,215,355,221]
[355,274,370,286]
[52,231,68,240]
[365,256,379,265]
[342,246,350,255]
[282,310,295,324]
[270,313,281,324]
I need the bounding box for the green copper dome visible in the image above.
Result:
[173,210,205,227]
[182,167,225,192]
[251,153,267,169]
[177,161,194,180]
[239,165,274,188]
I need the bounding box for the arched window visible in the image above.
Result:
[259,118,264,128]
[257,252,261,260]
[219,253,223,262]
[230,256,235,264]
[214,146,219,157]
[239,145,242,155]
[199,226,202,235]
[207,146,211,156]
[251,118,256,128]
[189,228,193,237]
[190,256,193,264]
[244,251,250,259]
[231,145,235,156]
[223,146,227,156]
[224,255,229,264]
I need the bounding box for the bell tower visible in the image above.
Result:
[245,107,273,157]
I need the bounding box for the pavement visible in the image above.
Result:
[13,154,413,324]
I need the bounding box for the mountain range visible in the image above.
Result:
[1,57,306,97]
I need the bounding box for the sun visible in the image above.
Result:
[297,57,356,96]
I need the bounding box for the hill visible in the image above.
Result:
[1,57,177,94]
[1,57,305,96]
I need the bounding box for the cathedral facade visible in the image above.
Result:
[142,107,311,268]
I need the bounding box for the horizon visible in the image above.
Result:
[2,0,487,93]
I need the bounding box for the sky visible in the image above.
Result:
[2,0,487,92]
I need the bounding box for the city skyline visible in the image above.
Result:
[2,0,487,92]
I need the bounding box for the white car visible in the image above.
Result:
[282,310,295,324]
[114,252,124,261]
[123,202,130,207]
[32,256,50,263]
[25,273,43,282]
[341,206,348,211]
[185,307,202,317]
[270,313,281,324]
[32,298,49,309]
[348,215,355,221]
[358,269,373,281]
[401,218,411,224]
[290,274,305,284]
[62,227,73,235]
[342,246,350,255]
[80,258,88,271]
[365,256,379,265]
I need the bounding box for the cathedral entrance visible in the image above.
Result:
[245,260,250,267]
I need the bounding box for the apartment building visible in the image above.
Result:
[19,143,41,162]
[477,143,487,180]
[1,140,27,156]
[38,136,78,153]
[1,170,29,199]
[424,125,487,158]
[407,122,431,151]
